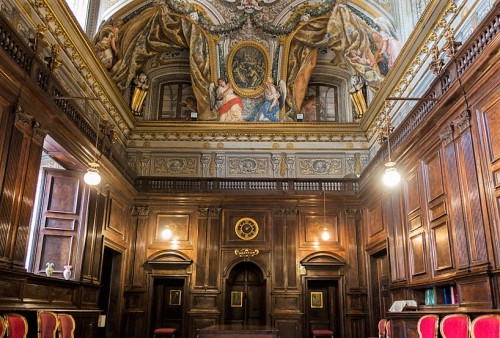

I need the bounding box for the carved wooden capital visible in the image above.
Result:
[453,109,471,133]
[208,208,221,219]
[33,122,48,144]
[15,107,34,131]
[439,125,454,146]
[274,209,297,219]
[133,205,150,216]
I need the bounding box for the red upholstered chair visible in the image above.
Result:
[470,314,500,338]
[0,316,6,338]
[440,314,470,338]
[37,311,59,338]
[153,328,176,338]
[417,314,439,338]
[312,329,334,338]
[57,314,75,338]
[368,318,387,338]
[5,313,28,338]
[385,320,392,338]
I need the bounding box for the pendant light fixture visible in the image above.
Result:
[83,100,102,186]
[382,116,401,187]
[321,191,330,241]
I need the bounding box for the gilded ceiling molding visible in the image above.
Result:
[29,0,133,140]
[372,1,460,135]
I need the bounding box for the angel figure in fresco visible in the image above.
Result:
[209,78,244,122]
[373,17,403,69]
[250,77,286,122]
[95,19,123,70]
[130,72,149,115]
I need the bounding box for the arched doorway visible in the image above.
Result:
[225,261,266,325]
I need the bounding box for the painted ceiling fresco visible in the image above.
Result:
[94,0,403,123]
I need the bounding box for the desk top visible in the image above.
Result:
[199,324,278,334]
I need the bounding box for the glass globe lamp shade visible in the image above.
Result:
[84,163,101,186]
[321,228,330,241]
[383,162,401,187]
[161,227,173,240]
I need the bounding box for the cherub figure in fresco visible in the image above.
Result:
[373,17,403,69]
[301,95,317,122]
[209,78,244,122]
[181,96,197,120]
[95,19,123,70]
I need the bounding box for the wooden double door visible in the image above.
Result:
[225,262,266,325]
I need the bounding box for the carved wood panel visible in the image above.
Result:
[386,191,406,283]
[479,96,500,268]
[299,210,342,248]
[429,221,453,272]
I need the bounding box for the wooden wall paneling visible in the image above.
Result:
[148,205,196,251]
[81,189,106,284]
[272,316,302,338]
[0,100,14,201]
[404,169,430,282]
[388,190,407,283]
[423,150,455,276]
[190,316,220,338]
[206,208,222,288]
[476,90,500,268]
[285,210,298,289]
[345,315,366,338]
[272,210,285,289]
[0,110,34,263]
[366,201,385,245]
[222,209,270,247]
[456,274,493,308]
[453,112,489,264]
[131,205,149,286]
[195,207,209,288]
[346,210,363,289]
[12,122,46,266]
[440,125,470,269]
[122,311,145,338]
[107,194,129,242]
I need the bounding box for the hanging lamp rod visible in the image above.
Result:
[385,97,440,101]
[53,96,100,100]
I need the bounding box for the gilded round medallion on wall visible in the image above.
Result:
[235,217,259,240]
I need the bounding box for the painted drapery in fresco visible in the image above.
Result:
[109,5,212,119]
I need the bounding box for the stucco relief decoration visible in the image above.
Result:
[228,157,269,175]
[153,157,197,175]
[299,158,343,176]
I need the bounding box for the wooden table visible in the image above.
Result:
[197,324,278,338]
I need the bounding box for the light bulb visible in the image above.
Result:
[161,227,172,240]
[321,228,330,241]
[383,162,401,187]
[84,163,101,186]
